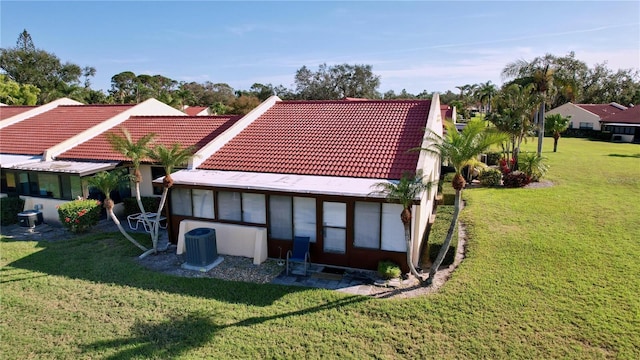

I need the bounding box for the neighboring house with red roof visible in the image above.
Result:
[0,98,185,223]
[160,95,443,272]
[600,105,640,143]
[183,106,210,116]
[440,104,457,122]
[546,102,627,131]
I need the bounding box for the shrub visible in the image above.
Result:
[378,260,402,279]
[123,197,161,217]
[0,196,25,226]
[503,171,530,188]
[427,205,458,266]
[479,168,502,187]
[57,199,101,233]
[519,152,549,182]
[484,152,502,166]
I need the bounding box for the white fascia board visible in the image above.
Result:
[158,169,409,200]
[416,92,443,177]
[10,160,118,177]
[43,98,186,161]
[0,98,82,129]
[189,95,281,169]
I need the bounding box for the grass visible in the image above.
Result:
[2,138,639,359]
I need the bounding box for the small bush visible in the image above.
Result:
[378,261,402,279]
[484,152,502,166]
[57,199,101,233]
[427,206,458,266]
[0,196,25,226]
[519,152,549,182]
[479,168,502,187]
[503,171,530,188]
[123,197,161,217]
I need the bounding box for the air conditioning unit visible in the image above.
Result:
[184,228,218,267]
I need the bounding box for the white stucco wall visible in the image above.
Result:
[547,103,601,131]
[412,93,443,267]
[176,220,268,265]
[19,196,124,225]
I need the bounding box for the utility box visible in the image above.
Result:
[18,210,43,228]
[184,228,218,266]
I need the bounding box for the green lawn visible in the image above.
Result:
[2,138,639,359]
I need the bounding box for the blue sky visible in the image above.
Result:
[1,1,639,95]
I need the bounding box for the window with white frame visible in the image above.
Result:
[579,122,593,129]
[268,195,316,242]
[354,202,406,252]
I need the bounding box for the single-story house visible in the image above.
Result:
[159,95,443,272]
[547,102,627,131]
[0,98,185,222]
[600,105,640,143]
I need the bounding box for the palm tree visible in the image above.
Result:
[147,143,195,254]
[476,81,497,114]
[423,119,506,284]
[544,113,570,152]
[371,171,432,281]
[486,83,540,170]
[502,55,556,156]
[86,171,149,253]
[106,128,156,236]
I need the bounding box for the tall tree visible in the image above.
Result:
[147,143,194,254]
[86,171,149,253]
[486,83,539,170]
[0,74,39,105]
[0,30,92,104]
[502,56,555,156]
[295,63,380,99]
[423,119,506,284]
[545,113,570,152]
[372,172,431,281]
[475,81,497,114]
[106,128,157,252]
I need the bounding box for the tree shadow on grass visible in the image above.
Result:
[82,296,367,359]
[4,234,311,306]
[608,153,640,158]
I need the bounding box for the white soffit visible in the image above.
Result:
[161,169,411,199]
[10,160,118,177]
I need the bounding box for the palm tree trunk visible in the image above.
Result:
[107,208,148,252]
[151,186,170,251]
[537,103,545,156]
[553,133,560,152]
[404,222,423,281]
[133,181,155,250]
[427,189,461,285]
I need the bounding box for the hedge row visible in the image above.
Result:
[0,197,25,226]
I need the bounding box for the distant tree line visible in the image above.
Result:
[1,30,639,116]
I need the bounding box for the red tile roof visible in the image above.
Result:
[184,106,208,116]
[440,105,453,120]
[0,105,37,120]
[600,105,640,124]
[199,100,432,179]
[0,105,133,155]
[576,104,625,119]
[58,115,241,161]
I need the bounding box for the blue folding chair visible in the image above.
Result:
[286,236,311,276]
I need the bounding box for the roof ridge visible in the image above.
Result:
[278,99,431,104]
